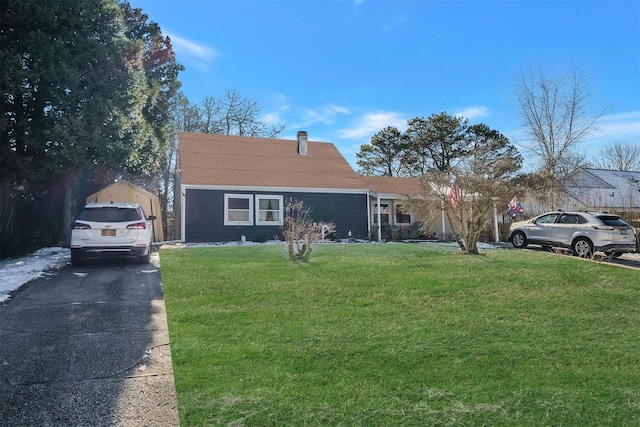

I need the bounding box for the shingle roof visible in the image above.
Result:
[563,168,640,209]
[178,132,365,190]
[178,132,422,195]
[359,175,423,196]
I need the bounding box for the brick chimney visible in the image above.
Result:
[297,131,308,156]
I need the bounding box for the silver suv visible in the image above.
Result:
[509,211,636,257]
[70,202,155,266]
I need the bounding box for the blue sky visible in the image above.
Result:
[130,0,640,171]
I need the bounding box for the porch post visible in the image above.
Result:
[377,194,382,241]
[441,199,446,239]
[492,197,499,243]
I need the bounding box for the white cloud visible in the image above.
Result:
[454,105,491,120]
[300,104,351,126]
[272,93,290,105]
[338,111,407,139]
[166,32,218,71]
[594,111,640,140]
[261,94,292,126]
[262,112,281,125]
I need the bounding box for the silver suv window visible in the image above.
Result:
[597,215,630,227]
[557,213,587,224]
[535,213,559,224]
[77,207,141,222]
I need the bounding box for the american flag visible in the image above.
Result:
[449,184,461,208]
[508,197,524,217]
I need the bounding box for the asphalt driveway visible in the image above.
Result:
[0,253,179,426]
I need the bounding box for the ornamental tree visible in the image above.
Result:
[281,199,335,262]
[401,124,522,254]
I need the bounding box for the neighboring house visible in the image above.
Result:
[561,168,640,212]
[86,179,165,242]
[175,131,427,243]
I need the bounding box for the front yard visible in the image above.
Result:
[160,243,640,426]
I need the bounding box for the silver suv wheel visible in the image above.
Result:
[511,231,527,248]
[572,238,593,257]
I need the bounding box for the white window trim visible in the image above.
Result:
[255,195,283,226]
[373,203,390,224]
[224,194,253,226]
[394,203,412,225]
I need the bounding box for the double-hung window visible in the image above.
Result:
[224,194,283,226]
[224,194,253,225]
[256,195,283,225]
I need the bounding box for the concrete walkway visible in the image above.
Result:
[0,252,179,426]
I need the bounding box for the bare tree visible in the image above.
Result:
[175,89,285,138]
[200,96,224,134]
[211,89,285,137]
[592,141,640,171]
[514,64,609,209]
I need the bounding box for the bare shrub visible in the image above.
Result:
[281,199,335,261]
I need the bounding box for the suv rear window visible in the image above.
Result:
[596,215,630,227]
[77,207,141,222]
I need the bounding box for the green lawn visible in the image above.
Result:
[159,243,640,426]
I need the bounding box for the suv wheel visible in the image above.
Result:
[572,237,593,258]
[139,245,152,264]
[511,231,528,248]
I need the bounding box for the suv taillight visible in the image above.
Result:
[72,222,91,229]
[126,222,147,229]
[591,225,614,230]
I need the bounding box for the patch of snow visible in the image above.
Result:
[0,247,69,303]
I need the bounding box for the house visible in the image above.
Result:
[86,179,165,242]
[561,168,640,212]
[175,131,428,243]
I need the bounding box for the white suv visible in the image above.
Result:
[70,202,155,266]
[509,211,637,257]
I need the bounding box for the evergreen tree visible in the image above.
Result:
[356,126,408,176]
[405,112,469,174]
[0,0,183,256]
